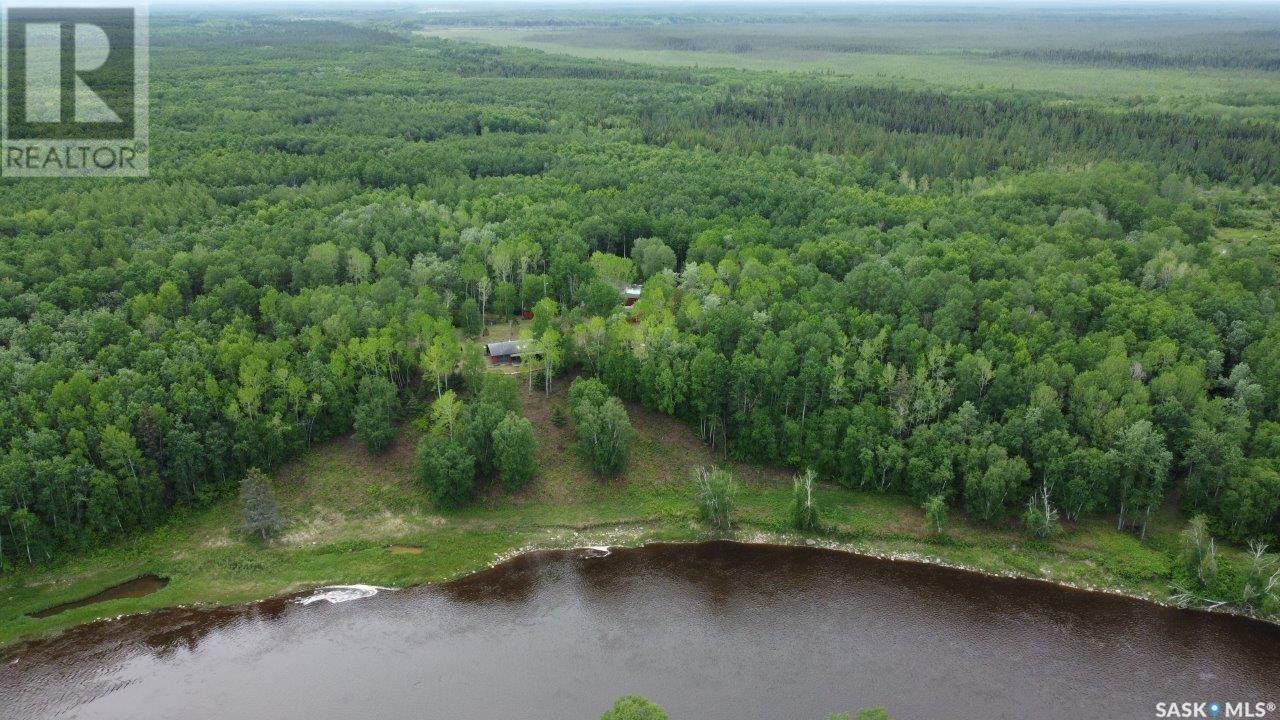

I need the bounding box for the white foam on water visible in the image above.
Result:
[294,584,394,606]
[579,546,612,558]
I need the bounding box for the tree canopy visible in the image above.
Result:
[1,16,1278,568]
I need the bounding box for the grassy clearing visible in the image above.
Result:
[0,378,1259,648]
[419,27,1280,100]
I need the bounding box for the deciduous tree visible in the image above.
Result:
[354,376,399,453]
[416,437,475,509]
[493,412,536,492]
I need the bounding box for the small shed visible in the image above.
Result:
[623,285,643,307]
[484,339,535,365]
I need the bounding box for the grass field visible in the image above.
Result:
[420,25,1280,103]
[0,375,1233,649]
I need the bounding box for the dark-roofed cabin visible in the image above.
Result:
[484,339,535,365]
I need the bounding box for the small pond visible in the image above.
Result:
[28,575,170,619]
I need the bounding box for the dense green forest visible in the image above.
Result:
[0,12,1278,570]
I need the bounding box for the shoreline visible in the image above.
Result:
[4,403,1274,650]
[739,533,1280,628]
[12,524,1274,658]
[507,530,1280,629]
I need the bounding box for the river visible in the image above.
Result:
[2,541,1277,720]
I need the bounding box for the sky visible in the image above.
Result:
[145,0,1280,6]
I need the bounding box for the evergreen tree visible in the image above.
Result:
[240,468,283,540]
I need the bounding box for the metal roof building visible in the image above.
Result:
[484,340,537,365]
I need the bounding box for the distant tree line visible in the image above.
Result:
[641,83,1280,184]
[998,47,1280,73]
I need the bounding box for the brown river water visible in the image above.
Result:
[2,541,1277,720]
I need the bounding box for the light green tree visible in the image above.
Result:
[354,376,399,453]
[493,411,536,492]
[923,494,948,535]
[460,342,487,392]
[791,469,821,532]
[346,247,372,284]
[541,327,563,395]
[421,334,459,397]
[589,251,636,288]
[430,390,463,441]
[416,437,475,509]
[576,396,634,477]
[1107,420,1172,539]
[632,237,676,278]
[695,466,736,533]
[1179,515,1218,590]
[599,695,667,720]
